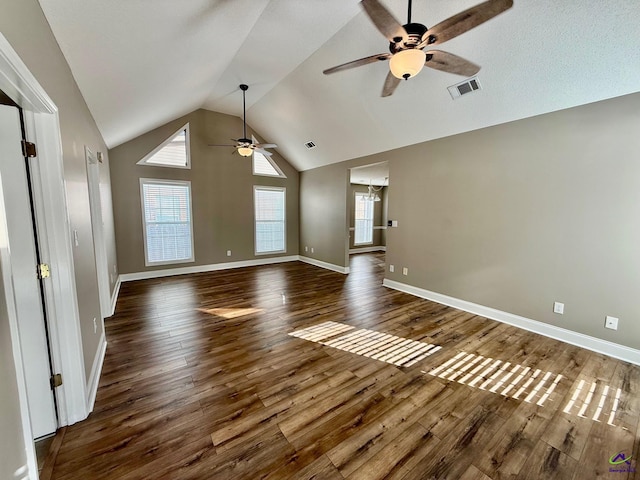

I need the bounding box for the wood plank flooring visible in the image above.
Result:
[49,253,640,479]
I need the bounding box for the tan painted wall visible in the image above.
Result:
[109,109,299,274]
[300,91,640,350]
[1,1,118,383]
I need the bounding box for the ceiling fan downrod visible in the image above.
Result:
[240,84,249,142]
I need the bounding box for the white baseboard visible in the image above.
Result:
[109,276,121,316]
[349,246,386,254]
[383,279,640,366]
[120,255,300,282]
[299,256,349,274]
[86,332,107,413]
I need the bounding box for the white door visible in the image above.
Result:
[0,105,57,438]
[85,147,110,318]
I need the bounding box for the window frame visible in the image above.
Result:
[253,185,287,256]
[139,178,195,266]
[354,191,374,246]
[137,123,191,169]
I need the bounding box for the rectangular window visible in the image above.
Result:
[254,186,286,255]
[354,192,374,245]
[140,179,194,266]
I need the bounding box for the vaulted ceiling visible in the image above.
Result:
[39,0,640,171]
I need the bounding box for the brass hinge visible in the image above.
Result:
[37,263,50,279]
[50,373,62,389]
[21,140,37,158]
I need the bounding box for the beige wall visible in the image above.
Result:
[300,91,640,350]
[109,109,299,274]
[349,184,387,250]
[1,2,117,382]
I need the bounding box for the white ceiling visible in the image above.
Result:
[39,0,640,172]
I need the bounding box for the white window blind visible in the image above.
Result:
[140,179,194,265]
[254,186,286,254]
[137,124,190,169]
[354,193,374,245]
[253,151,285,177]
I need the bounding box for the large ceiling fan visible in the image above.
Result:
[323,0,513,97]
[209,84,277,157]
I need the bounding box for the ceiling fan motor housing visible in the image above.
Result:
[389,23,427,53]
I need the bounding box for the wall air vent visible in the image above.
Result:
[304,141,316,150]
[447,76,482,99]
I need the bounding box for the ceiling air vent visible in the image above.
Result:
[448,76,482,99]
[304,141,316,150]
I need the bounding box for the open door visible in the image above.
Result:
[0,104,57,438]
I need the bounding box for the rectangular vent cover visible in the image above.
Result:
[304,141,316,149]
[448,76,481,99]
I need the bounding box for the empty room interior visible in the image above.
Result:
[2,1,640,479]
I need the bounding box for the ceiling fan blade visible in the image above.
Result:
[323,53,391,75]
[381,70,401,97]
[419,0,513,46]
[255,148,273,156]
[361,0,408,43]
[255,143,277,149]
[424,50,480,76]
[208,144,237,147]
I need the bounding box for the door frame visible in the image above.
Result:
[85,146,111,318]
[0,32,88,430]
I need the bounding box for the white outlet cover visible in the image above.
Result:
[402,267,408,275]
[389,265,394,273]
[605,316,619,330]
[553,302,564,314]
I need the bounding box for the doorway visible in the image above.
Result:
[349,162,389,256]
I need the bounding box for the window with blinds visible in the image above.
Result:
[354,192,374,245]
[254,186,286,255]
[137,124,190,169]
[140,179,194,266]
[253,151,285,177]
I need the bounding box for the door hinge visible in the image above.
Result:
[21,140,37,158]
[37,263,50,279]
[50,373,62,389]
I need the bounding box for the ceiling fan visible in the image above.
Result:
[209,84,277,157]
[323,0,513,97]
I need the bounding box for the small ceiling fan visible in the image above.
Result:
[323,0,513,97]
[209,84,277,157]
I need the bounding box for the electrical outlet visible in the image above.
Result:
[305,246,308,252]
[311,247,314,253]
[113,264,117,274]
[73,230,79,247]
[402,267,408,275]
[605,316,619,330]
[553,302,564,314]
[93,317,97,334]
[389,265,394,273]
[226,250,232,257]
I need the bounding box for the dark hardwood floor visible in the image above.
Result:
[49,253,640,479]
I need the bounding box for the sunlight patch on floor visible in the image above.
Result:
[289,321,441,367]
[198,307,264,318]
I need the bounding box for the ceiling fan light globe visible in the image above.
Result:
[237,146,253,157]
[389,49,426,80]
